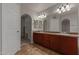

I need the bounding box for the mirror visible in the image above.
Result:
[62,19,70,33]
[33,20,43,31]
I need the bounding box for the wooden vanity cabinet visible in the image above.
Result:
[33,32,78,55]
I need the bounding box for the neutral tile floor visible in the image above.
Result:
[16,39,60,55]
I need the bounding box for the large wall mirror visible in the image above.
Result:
[33,20,43,31]
[62,19,70,33]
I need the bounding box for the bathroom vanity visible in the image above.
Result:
[33,32,79,55]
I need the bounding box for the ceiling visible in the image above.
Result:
[21,3,56,13]
[21,3,79,17]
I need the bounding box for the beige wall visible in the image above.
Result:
[0,3,2,55]
[43,15,60,32]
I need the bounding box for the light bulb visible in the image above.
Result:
[58,10,61,14]
[61,6,64,11]
[66,4,71,11]
[62,8,66,12]
[41,15,44,18]
[38,16,41,18]
[57,8,60,12]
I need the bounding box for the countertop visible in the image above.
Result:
[34,31,79,38]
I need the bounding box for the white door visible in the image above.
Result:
[2,3,21,55]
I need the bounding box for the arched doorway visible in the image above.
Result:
[62,19,70,33]
[21,14,32,43]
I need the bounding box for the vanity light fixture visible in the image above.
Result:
[38,13,47,19]
[34,12,47,20]
[56,3,71,14]
[61,6,66,12]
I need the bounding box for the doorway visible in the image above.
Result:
[21,14,32,44]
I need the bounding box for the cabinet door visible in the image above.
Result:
[61,36,78,55]
[37,33,50,48]
[33,33,38,43]
[37,33,43,44]
[50,35,61,52]
[42,34,51,48]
